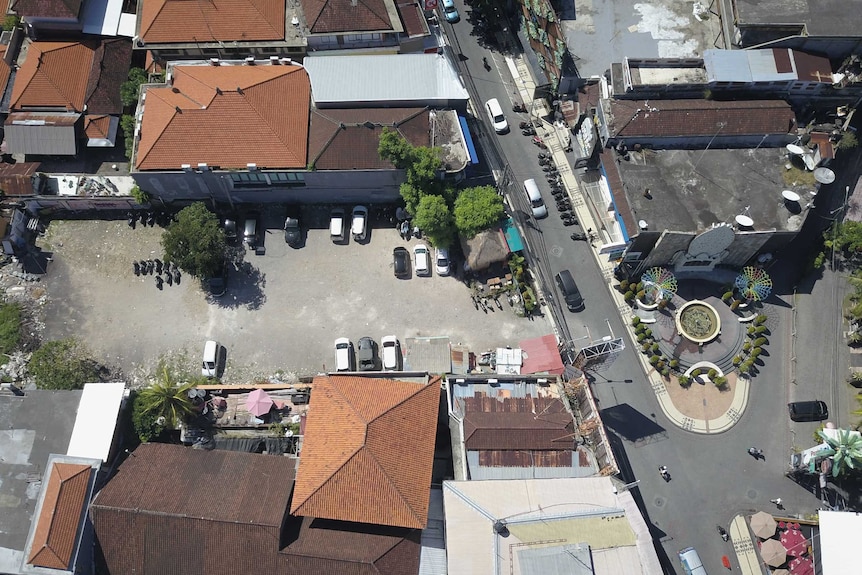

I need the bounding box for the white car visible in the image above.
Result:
[201,340,221,378]
[485,98,508,134]
[414,244,431,276]
[351,205,368,241]
[334,338,354,371]
[435,247,450,276]
[381,335,400,371]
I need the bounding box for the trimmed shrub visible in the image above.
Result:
[753,337,767,347]
[669,359,679,369]
[754,325,767,334]
[714,376,727,388]
[707,368,718,379]
[624,291,635,302]
[722,291,734,302]
[631,316,641,326]
[750,347,762,358]
[649,355,661,365]
[644,328,653,339]
[637,333,647,343]
[730,300,740,310]
[742,341,751,352]
[732,356,742,366]
[747,325,757,336]
[619,279,630,292]
[661,367,670,377]
[678,375,691,387]
[650,342,660,353]
[754,314,767,325]
[636,290,646,300]
[691,368,702,377]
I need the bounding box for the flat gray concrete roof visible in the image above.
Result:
[734,0,860,37]
[0,390,82,574]
[560,0,724,78]
[615,148,811,234]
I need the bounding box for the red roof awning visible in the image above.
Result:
[519,334,564,375]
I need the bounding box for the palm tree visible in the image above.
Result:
[136,363,197,430]
[818,428,862,477]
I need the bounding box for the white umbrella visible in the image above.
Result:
[750,511,777,539]
[760,538,787,568]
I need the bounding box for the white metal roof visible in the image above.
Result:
[304,53,469,107]
[704,48,800,83]
[819,510,861,575]
[66,382,126,462]
[442,477,663,575]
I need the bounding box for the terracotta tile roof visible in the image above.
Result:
[308,107,429,170]
[291,375,440,529]
[84,115,112,139]
[83,38,133,115]
[10,39,130,114]
[11,0,81,19]
[281,516,421,575]
[396,0,427,37]
[462,395,574,451]
[28,462,92,570]
[301,0,395,34]
[135,64,310,171]
[90,443,297,575]
[140,0,285,43]
[0,161,40,196]
[0,45,11,100]
[609,99,796,138]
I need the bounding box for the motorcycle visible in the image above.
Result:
[537,152,550,159]
[482,57,490,71]
[659,465,671,481]
[539,157,552,165]
[513,103,527,113]
[133,261,141,276]
[127,211,137,229]
[519,121,533,129]
[522,127,536,136]
[571,232,587,241]
[542,165,557,173]
[532,136,546,148]
[717,525,729,542]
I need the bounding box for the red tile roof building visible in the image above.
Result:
[301,0,398,34]
[27,462,93,570]
[138,0,285,44]
[291,375,440,529]
[135,64,310,171]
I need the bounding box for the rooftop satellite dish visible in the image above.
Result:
[813,167,836,184]
[735,214,754,227]
[782,190,801,202]
[785,143,805,155]
[638,219,648,230]
[802,154,817,171]
[493,521,509,535]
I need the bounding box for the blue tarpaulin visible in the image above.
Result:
[459,116,479,165]
[502,217,524,252]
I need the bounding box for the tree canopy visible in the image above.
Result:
[378,128,444,214]
[818,428,862,477]
[414,195,456,247]
[454,185,505,238]
[161,202,225,278]
[132,361,199,441]
[120,68,148,108]
[30,338,101,390]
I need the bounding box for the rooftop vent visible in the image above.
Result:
[270,56,279,63]
[247,163,257,171]
[210,58,220,66]
[245,56,255,65]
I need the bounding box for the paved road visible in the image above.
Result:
[443,8,840,574]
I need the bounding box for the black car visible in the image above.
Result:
[284,216,301,247]
[788,400,828,422]
[555,270,584,311]
[206,261,229,297]
[357,336,377,371]
[393,247,410,278]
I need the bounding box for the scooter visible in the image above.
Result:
[659,465,671,481]
[571,232,588,241]
[127,211,137,229]
[539,157,552,165]
[513,103,527,113]
[519,121,533,129]
[522,127,536,136]
[717,525,729,541]
[542,165,557,173]
[537,152,550,159]
[482,57,490,71]
[133,261,141,275]
[532,136,546,149]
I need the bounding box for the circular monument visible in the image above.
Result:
[676,300,721,344]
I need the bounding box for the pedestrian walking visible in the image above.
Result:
[770,498,783,508]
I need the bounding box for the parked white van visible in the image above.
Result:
[678,547,707,575]
[330,209,345,242]
[485,98,508,134]
[523,178,547,218]
[201,340,221,378]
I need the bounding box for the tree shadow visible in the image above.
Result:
[207,257,266,310]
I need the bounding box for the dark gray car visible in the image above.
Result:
[284,216,301,247]
[357,337,377,371]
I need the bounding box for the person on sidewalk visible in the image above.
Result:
[770,498,783,508]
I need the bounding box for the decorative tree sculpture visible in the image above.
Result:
[640,267,678,305]
[734,266,773,302]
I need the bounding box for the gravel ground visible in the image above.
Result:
[36,217,554,384]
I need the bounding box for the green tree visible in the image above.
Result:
[405,146,443,190]
[454,185,505,238]
[2,15,20,30]
[378,127,414,169]
[838,131,858,151]
[120,67,148,108]
[0,302,21,356]
[414,195,455,247]
[30,338,101,390]
[132,362,197,442]
[161,202,226,278]
[399,182,424,216]
[120,114,136,160]
[818,428,862,477]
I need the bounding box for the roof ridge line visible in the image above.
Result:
[90,505,285,528]
[363,440,424,527]
[240,70,304,162]
[29,43,80,111]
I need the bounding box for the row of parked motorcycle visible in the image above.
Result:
[133,258,182,290]
[127,210,174,229]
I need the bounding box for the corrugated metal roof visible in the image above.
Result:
[403,336,452,374]
[4,112,80,155]
[419,488,447,575]
[305,53,469,106]
[704,49,752,82]
[704,48,831,83]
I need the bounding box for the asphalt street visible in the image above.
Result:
[442,7,839,574]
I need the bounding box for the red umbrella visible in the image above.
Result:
[789,556,813,575]
[245,389,274,417]
[780,529,807,556]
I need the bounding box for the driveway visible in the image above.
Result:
[39,216,552,384]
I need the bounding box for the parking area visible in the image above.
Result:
[38,212,553,384]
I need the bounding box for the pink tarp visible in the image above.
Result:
[519,334,564,375]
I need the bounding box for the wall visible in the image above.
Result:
[133,168,406,205]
